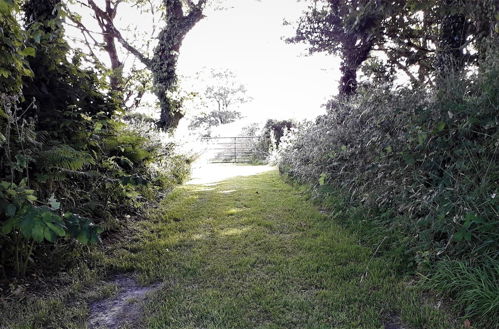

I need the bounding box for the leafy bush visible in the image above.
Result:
[278,53,498,324]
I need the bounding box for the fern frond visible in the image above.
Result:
[38,145,95,171]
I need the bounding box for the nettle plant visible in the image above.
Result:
[0,180,102,277]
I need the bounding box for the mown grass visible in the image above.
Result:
[1,168,463,328]
[112,169,460,329]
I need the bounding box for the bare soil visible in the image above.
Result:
[88,276,161,329]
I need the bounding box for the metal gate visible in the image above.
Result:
[201,136,259,163]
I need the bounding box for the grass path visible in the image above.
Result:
[108,168,455,329]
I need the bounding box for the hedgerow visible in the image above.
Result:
[278,52,498,326]
[0,1,190,281]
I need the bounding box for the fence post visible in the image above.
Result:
[234,137,237,163]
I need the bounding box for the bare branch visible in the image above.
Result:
[85,0,153,68]
[394,61,420,86]
[111,26,153,67]
[64,8,104,65]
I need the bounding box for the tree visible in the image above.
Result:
[289,0,382,96]
[289,0,497,94]
[262,119,295,148]
[188,69,251,130]
[67,0,208,130]
[0,0,29,97]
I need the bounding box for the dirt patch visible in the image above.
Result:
[384,315,408,329]
[88,276,161,329]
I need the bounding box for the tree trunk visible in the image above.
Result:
[103,1,123,100]
[338,35,374,97]
[104,31,123,98]
[435,0,467,82]
[86,0,124,102]
[153,36,182,129]
[93,0,206,130]
[153,0,205,130]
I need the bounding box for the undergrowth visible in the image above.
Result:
[0,1,190,284]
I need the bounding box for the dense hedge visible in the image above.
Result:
[278,54,498,325]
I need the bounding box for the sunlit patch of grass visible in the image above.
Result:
[191,233,208,240]
[218,226,252,236]
[225,207,243,215]
[193,187,216,192]
[219,189,237,194]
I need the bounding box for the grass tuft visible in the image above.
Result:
[424,259,499,327]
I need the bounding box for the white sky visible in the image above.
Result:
[177,0,341,122]
[66,0,342,127]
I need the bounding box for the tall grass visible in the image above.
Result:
[425,260,499,327]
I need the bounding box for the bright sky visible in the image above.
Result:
[177,0,341,122]
[67,0,342,127]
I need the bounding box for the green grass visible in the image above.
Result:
[1,168,462,328]
[425,259,499,325]
[109,169,459,329]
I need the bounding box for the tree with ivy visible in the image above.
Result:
[67,0,208,130]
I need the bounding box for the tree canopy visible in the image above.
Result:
[289,0,498,95]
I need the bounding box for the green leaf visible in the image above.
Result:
[0,0,13,15]
[5,203,16,217]
[31,223,45,242]
[76,230,89,244]
[435,121,446,132]
[45,221,66,237]
[417,132,427,145]
[454,231,464,242]
[19,47,36,57]
[48,194,60,211]
[19,207,38,237]
[26,194,37,202]
[43,226,56,242]
[319,173,327,186]
[21,66,34,77]
[19,178,27,187]
[0,132,6,146]
[1,217,19,234]
[15,154,28,169]
[94,122,103,132]
[0,67,10,78]
[32,31,43,44]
